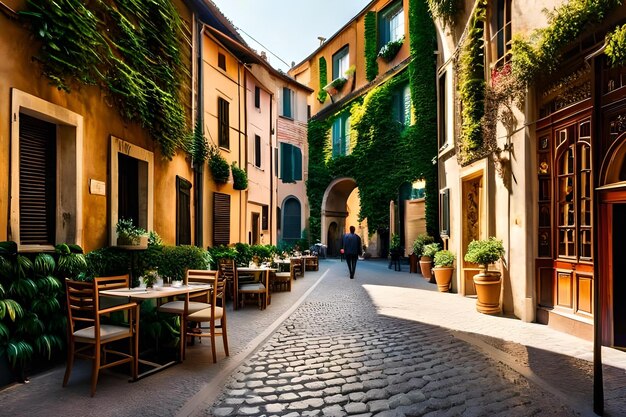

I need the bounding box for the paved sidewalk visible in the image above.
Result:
[0,259,624,416]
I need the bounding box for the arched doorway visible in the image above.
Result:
[598,134,626,348]
[282,197,301,244]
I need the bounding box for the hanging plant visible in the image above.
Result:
[427,0,462,28]
[208,145,230,184]
[605,24,626,67]
[364,11,379,81]
[317,57,328,103]
[323,77,348,94]
[231,162,248,190]
[378,37,404,62]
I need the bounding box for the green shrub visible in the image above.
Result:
[157,245,211,281]
[434,250,455,267]
[231,162,248,190]
[464,237,505,269]
[422,243,440,258]
[84,247,130,280]
[208,144,230,184]
[412,234,434,257]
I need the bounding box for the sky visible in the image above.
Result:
[210,0,372,72]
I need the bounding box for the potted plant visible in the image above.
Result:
[464,237,505,314]
[409,233,435,273]
[115,218,148,247]
[432,250,455,292]
[420,243,440,282]
[231,162,248,190]
[208,144,230,184]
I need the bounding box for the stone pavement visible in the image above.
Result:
[0,259,625,416]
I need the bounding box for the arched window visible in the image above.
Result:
[283,198,301,243]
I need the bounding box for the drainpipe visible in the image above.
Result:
[239,63,245,243]
[194,20,204,248]
[269,94,274,244]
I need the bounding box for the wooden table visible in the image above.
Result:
[100,284,211,380]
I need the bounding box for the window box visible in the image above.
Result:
[378,37,404,62]
[323,77,348,95]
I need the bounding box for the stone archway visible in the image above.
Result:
[321,177,358,257]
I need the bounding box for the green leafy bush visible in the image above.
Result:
[412,234,434,257]
[464,237,505,269]
[153,245,211,281]
[422,243,441,259]
[434,250,455,267]
[208,144,230,184]
[364,11,379,81]
[427,0,461,27]
[84,247,130,280]
[231,162,248,190]
[115,218,146,245]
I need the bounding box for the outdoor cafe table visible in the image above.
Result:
[236,266,276,309]
[99,283,212,380]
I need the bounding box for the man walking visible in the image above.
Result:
[342,226,362,279]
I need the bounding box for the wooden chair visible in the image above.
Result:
[271,264,294,292]
[158,270,216,360]
[305,256,319,271]
[237,269,267,310]
[183,271,229,363]
[63,275,139,396]
[218,258,236,303]
[291,257,304,278]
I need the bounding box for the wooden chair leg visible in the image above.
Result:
[221,317,229,357]
[90,345,100,397]
[63,341,74,387]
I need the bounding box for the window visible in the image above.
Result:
[438,72,447,149]
[282,198,301,243]
[332,46,349,80]
[554,121,592,261]
[176,176,192,245]
[274,147,279,177]
[279,143,302,183]
[218,52,226,71]
[491,0,512,69]
[254,134,262,168]
[262,205,269,230]
[332,114,351,157]
[392,83,411,127]
[254,86,260,108]
[440,188,450,238]
[11,89,83,250]
[282,87,293,118]
[218,97,230,149]
[110,136,154,246]
[379,1,404,47]
[213,192,231,246]
[19,114,56,245]
[251,212,260,244]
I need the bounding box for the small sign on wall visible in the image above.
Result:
[90,179,106,196]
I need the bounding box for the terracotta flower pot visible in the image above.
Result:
[473,271,502,314]
[419,256,432,280]
[433,266,453,292]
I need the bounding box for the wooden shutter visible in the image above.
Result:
[293,146,302,181]
[176,176,192,245]
[218,97,230,149]
[255,135,261,167]
[213,192,230,246]
[282,87,292,118]
[262,205,268,230]
[19,113,56,245]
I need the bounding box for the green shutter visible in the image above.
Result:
[294,146,302,181]
[281,143,293,182]
[283,87,292,118]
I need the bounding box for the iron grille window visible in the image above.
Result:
[19,113,56,245]
[218,97,230,149]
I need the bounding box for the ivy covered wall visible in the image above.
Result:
[306,0,438,243]
[21,0,190,159]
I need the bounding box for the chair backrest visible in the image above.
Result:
[187,269,218,306]
[65,278,110,336]
[95,274,130,290]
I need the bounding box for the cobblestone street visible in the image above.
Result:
[205,260,581,417]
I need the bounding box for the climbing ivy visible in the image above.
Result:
[511,0,621,84]
[21,0,189,159]
[306,0,438,242]
[364,11,379,82]
[317,57,328,103]
[457,0,486,165]
[606,24,626,67]
[427,0,461,27]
